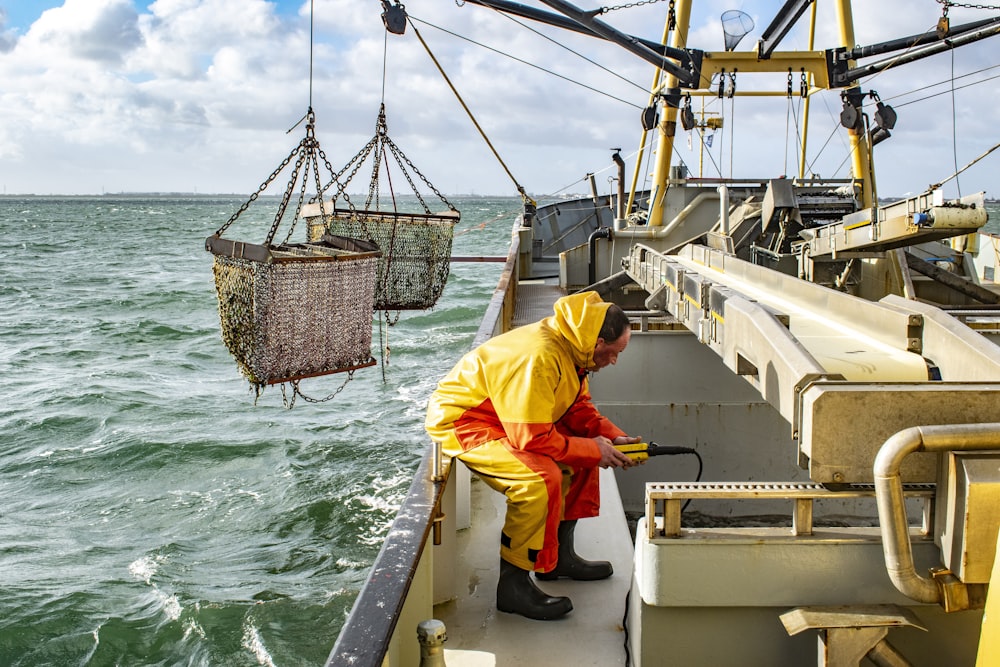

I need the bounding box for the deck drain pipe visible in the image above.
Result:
[874,422,1000,607]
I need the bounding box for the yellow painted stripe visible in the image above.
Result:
[976,527,1000,665]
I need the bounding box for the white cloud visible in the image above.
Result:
[0,0,997,197]
[0,8,18,53]
[31,0,142,64]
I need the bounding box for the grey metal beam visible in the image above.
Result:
[758,0,816,59]
[460,0,690,63]
[536,0,694,84]
[840,21,1000,85]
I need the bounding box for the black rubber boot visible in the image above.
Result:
[535,520,613,581]
[496,558,573,620]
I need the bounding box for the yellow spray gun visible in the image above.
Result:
[615,441,696,463]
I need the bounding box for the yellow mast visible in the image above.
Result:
[646,0,692,227]
[626,18,675,219]
[798,1,818,180]
[834,0,875,207]
[635,0,874,220]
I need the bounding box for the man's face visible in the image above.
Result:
[591,328,631,371]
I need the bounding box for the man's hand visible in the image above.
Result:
[595,435,639,469]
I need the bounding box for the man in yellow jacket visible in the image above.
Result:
[425,291,640,620]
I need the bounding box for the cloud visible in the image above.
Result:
[27,0,142,64]
[0,0,997,197]
[0,8,18,53]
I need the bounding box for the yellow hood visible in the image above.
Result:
[545,291,611,370]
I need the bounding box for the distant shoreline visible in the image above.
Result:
[0,192,527,200]
[1,192,997,205]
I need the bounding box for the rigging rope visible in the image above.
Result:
[491,10,649,95]
[802,44,998,185]
[883,63,1000,105]
[308,0,314,107]
[407,15,535,205]
[928,140,1000,190]
[410,16,642,109]
[950,47,963,197]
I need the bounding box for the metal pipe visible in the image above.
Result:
[612,150,626,220]
[450,256,508,263]
[873,423,1000,604]
[588,227,612,286]
[866,638,911,667]
[622,192,719,238]
[717,185,730,236]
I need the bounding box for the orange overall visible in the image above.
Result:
[425,292,626,572]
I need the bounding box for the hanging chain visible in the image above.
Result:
[600,0,670,13]
[786,68,794,98]
[386,135,455,211]
[936,0,1000,11]
[214,109,344,247]
[281,372,356,408]
[319,136,376,204]
[366,113,383,209]
[799,69,809,98]
[213,143,300,238]
[281,148,315,245]
[358,105,457,213]
[316,143,356,212]
[600,0,676,33]
[265,146,307,246]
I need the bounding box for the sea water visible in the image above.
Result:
[0,195,517,666]
[1,196,997,666]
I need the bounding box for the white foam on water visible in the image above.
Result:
[128,555,160,585]
[242,621,277,667]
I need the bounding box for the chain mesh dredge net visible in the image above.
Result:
[210,236,380,394]
[308,209,458,311]
[206,109,383,400]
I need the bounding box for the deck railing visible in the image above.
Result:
[324,225,521,666]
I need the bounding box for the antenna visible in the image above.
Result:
[721,10,754,51]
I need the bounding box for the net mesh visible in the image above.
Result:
[722,10,754,51]
[318,210,458,310]
[211,242,378,391]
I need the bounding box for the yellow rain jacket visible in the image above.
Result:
[426,291,626,464]
[426,291,628,571]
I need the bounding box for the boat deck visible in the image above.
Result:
[434,279,633,666]
[435,467,633,666]
[511,281,566,327]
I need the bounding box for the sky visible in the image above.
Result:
[0,0,998,198]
